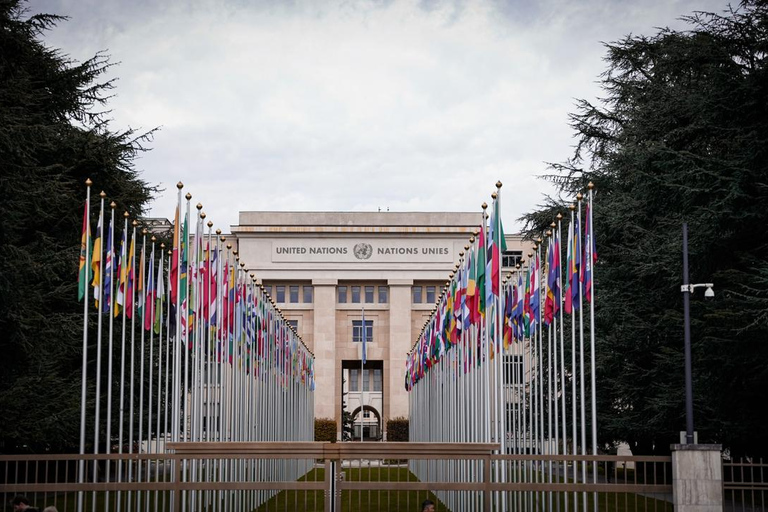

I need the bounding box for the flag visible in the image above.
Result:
[571,209,582,312]
[564,219,574,314]
[476,223,486,323]
[153,253,165,335]
[170,206,179,303]
[488,197,508,298]
[78,200,90,301]
[137,241,145,319]
[92,211,102,306]
[583,200,597,302]
[544,233,560,325]
[529,250,540,337]
[103,220,114,313]
[466,246,477,325]
[125,235,135,319]
[179,211,189,345]
[503,284,514,350]
[144,249,155,331]
[114,226,127,317]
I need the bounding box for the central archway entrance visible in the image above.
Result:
[351,404,382,441]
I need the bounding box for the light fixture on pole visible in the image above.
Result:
[681,223,714,445]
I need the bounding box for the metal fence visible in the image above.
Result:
[1,443,681,512]
[724,458,767,512]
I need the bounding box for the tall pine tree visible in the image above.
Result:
[0,0,155,451]
[523,1,768,457]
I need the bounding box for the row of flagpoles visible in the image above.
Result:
[407,181,598,512]
[76,180,315,512]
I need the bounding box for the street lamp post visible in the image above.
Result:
[680,223,714,445]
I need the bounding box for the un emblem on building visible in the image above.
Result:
[353,243,373,260]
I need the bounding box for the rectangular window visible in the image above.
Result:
[289,285,299,303]
[351,285,361,303]
[276,285,285,303]
[373,368,382,392]
[350,369,359,392]
[338,286,347,304]
[378,286,388,303]
[352,320,373,343]
[502,250,523,269]
[287,319,298,331]
[303,286,313,303]
[364,286,375,303]
[412,286,422,303]
[363,369,370,391]
[426,285,436,304]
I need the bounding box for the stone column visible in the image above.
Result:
[312,279,338,429]
[671,444,723,512]
[387,279,413,436]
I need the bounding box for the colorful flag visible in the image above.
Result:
[179,211,189,345]
[125,235,135,319]
[170,206,179,303]
[571,208,582,312]
[137,241,145,319]
[529,250,540,336]
[144,248,155,331]
[78,200,90,301]
[92,211,102,306]
[476,224,487,323]
[488,198,508,298]
[564,218,574,314]
[153,253,165,335]
[583,200,597,302]
[544,232,561,325]
[103,220,114,313]
[114,226,127,317]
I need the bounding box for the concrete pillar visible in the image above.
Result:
[387,280,413,426]
[671,444,723,512]
[312,279,338,424]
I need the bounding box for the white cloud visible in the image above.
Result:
[29,0,727,232]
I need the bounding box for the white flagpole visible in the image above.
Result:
[137,231,148,512]
[143,237,155,510]
[588,183,598,510]
[105,202,116,498]
[77,180,91,512]
[577,193,587,511]
[569,205,579,510]
[92,194,105,512]
[116,212,129,512]
[558,214,569,512]
[126,223,139,512]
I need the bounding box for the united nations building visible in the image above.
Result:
[232,211,531,440]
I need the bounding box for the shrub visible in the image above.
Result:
[386,417,409,442]
[314,418,337,442]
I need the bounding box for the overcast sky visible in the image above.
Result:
[28,0,727,233]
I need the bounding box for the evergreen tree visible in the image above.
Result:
[523,1,768,457]
[0,0,155,451]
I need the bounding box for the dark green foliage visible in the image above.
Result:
[314,418,337,442]
[522,1,768,458]
[0,0,155,452]
[385,417,409,442]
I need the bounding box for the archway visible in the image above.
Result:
[350,404,382,441]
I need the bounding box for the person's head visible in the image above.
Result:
[421,499,435,512]
[11,495,30,511]
[43,507,59,512]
